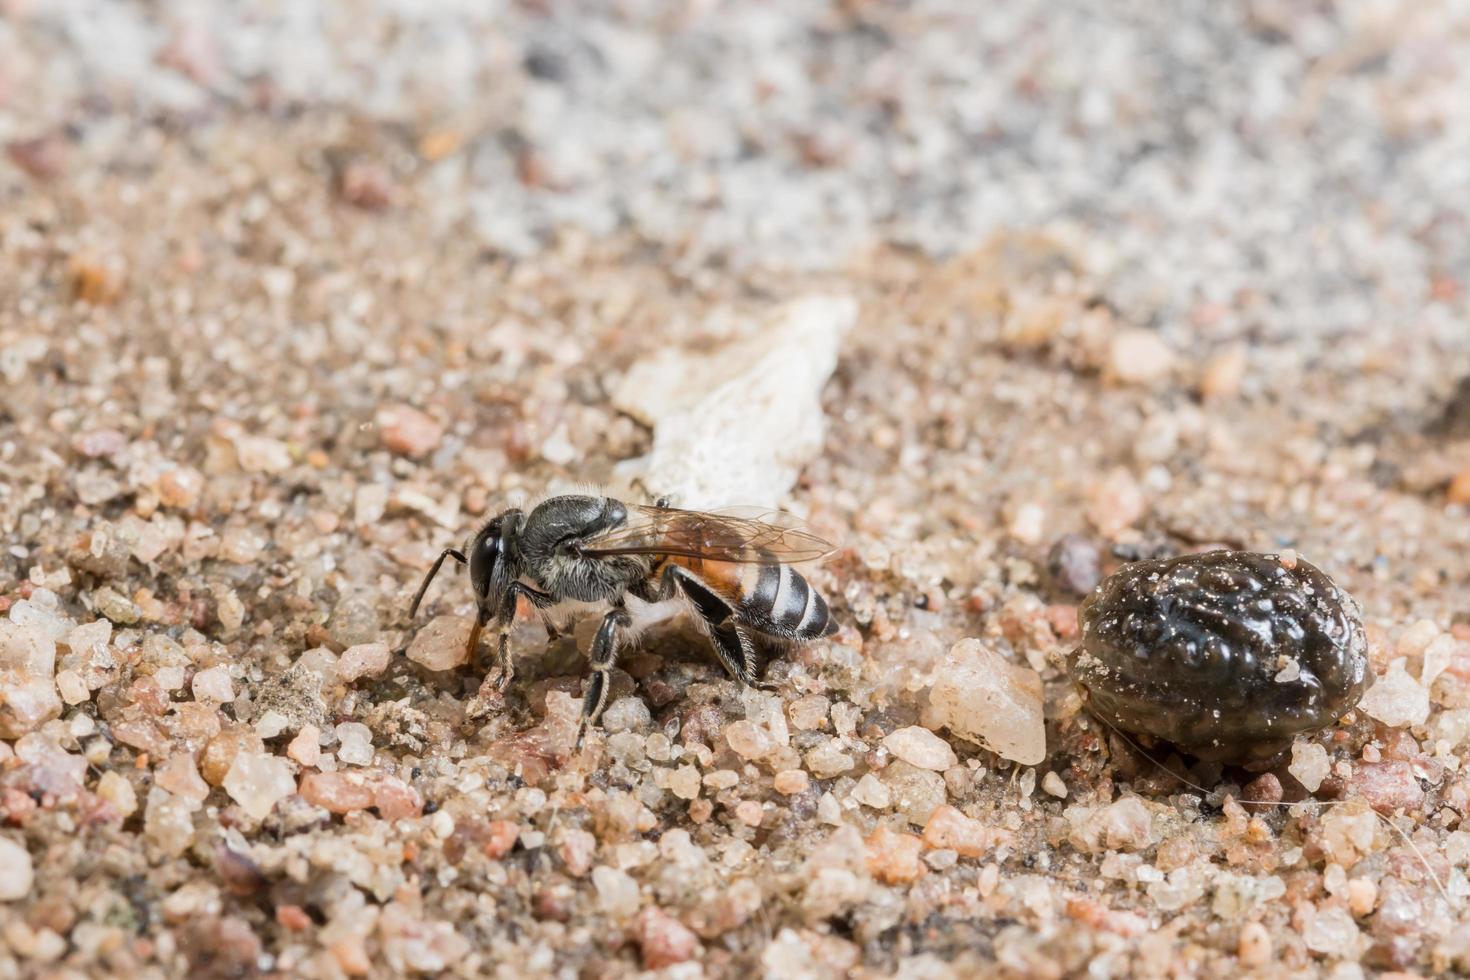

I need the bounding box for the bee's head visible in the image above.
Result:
[468,510,521,616]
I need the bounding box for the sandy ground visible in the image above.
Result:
[4,2,1470,977]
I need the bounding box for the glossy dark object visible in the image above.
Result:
[1067,551,1371,764]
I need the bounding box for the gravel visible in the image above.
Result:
[2,1,1470,977]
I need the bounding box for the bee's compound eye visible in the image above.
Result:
[469,531,501,597]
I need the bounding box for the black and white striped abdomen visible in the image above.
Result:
[739,563,837,640]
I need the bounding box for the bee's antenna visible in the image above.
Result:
[409,548,467,619]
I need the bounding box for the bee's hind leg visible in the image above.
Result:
[667,566,761,688]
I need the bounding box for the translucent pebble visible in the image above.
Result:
[922,805,1007,857]
[0,836,34,901]
[406,615,472,672]
[299,771,374,813]
[592,866,641,918]
[234,435,292,474]
[882,726,958,771]
[607,732,647,767]
[65,620,112,661]
[373,776,424,821]
[803,740,855,779]
[9,596,74,641]
[1289,740,1331,792]
[0,621,60,737]
[879,761,946,827]
[851,774,891,809]
[336,643,390,683]
[1422,634,1458,689]
[155,753,210,803]
[788,695,830,731]
[192,665,235,704]
[255,710,291,740]
[1358,662,1430,729]
[1320,807,1380,866]
[56,669,90,705]
[96,771,138,817]
[774,770,810,795]
[667,765,701,801]
[287,725,321,767]
[144,787,197,856]
[1067,797,1158,854]
[602,697,652,734]
[334,722,375,766]
[724,719,777,760]
[222,751,297,821]
[1304,905,1361,955]
[925,639,1045,765]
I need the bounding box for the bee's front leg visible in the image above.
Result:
[491,629,515,693]
[490,581,559,688]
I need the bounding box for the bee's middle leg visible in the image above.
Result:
[583,603,632,726]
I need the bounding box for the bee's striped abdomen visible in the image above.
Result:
[741,562,835,640]
[654,555,835,641]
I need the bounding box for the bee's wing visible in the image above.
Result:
[582,505,836,564]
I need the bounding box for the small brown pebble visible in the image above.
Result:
[1448,471,1470,506]
[1199,344,1248,399]
[214,846,267,896]
[773,770,810,795]
[330,937,372,976]
[201,729,266,787]
[286,726,321,767]
[922,804,1010,858]
[338,160,395,210]
[299,771,375,813]
[734,800,764,827]
[1242,772,1283,805]
[865,825,925,884]
[1347,760,1426,814]
[534,883,573,922]
[67,255,124,305]
[1047,533,1102,597]
[483,819,519,859]
[418,130,463,161]
[1238,921,1272,967]
[371,776,424,821]
[6,135,66,179]
[183,916,262,976]
[630,906,700,969]
[157,466,205,509]
[275,905,312,932]
[377,404,444,458]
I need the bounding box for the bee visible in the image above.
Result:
[408,494,838,724]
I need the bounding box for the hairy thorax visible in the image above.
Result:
[533,552,649,604]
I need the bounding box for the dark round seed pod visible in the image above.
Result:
[1066,550,1371,765]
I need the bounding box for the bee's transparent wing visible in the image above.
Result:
[582,505,835,564]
